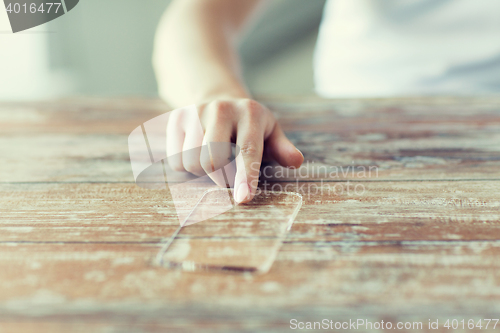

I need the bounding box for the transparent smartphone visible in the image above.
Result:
[156,189,302,274]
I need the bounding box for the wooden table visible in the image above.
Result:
[1,97,500,332]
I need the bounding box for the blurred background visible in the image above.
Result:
[0,0,326,101]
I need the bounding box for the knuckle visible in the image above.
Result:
[239,142,261,157]
[182,149,203,174]
[243,99,264,117]
[200,154,214,173]
[209,100,233,121]
[212,100,229,113]
[183,162,201,174]
[168,158,185,172]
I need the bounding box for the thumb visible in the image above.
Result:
[265,124,304,169]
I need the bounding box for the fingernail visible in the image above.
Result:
[295,147,304,159]
[235,183,250,203]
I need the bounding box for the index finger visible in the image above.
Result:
[233,110,269,203]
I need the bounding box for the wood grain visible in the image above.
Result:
[1,97,500,332]
[2,97,500,182]
[1,181,500,243]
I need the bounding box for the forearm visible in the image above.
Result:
[153,0,262,107]
[153,0,303,203]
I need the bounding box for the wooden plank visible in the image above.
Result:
[2,182,500,243]
[0,242,499,314]
[2,97,500,331]
[1,97,500,182]
[0,313,497,333]
[2,96,499,135]
[267,97,500,181]
[0,98,168,135]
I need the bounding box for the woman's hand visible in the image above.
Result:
[166,97,304,204]
[153,0,302,202]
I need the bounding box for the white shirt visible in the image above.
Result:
[314,0,500,97]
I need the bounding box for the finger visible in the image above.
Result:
[265,123,304,169]
[166,109,185,172]
[201,103,235,187]
[234,109,266,204]
[182,125,205,176]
